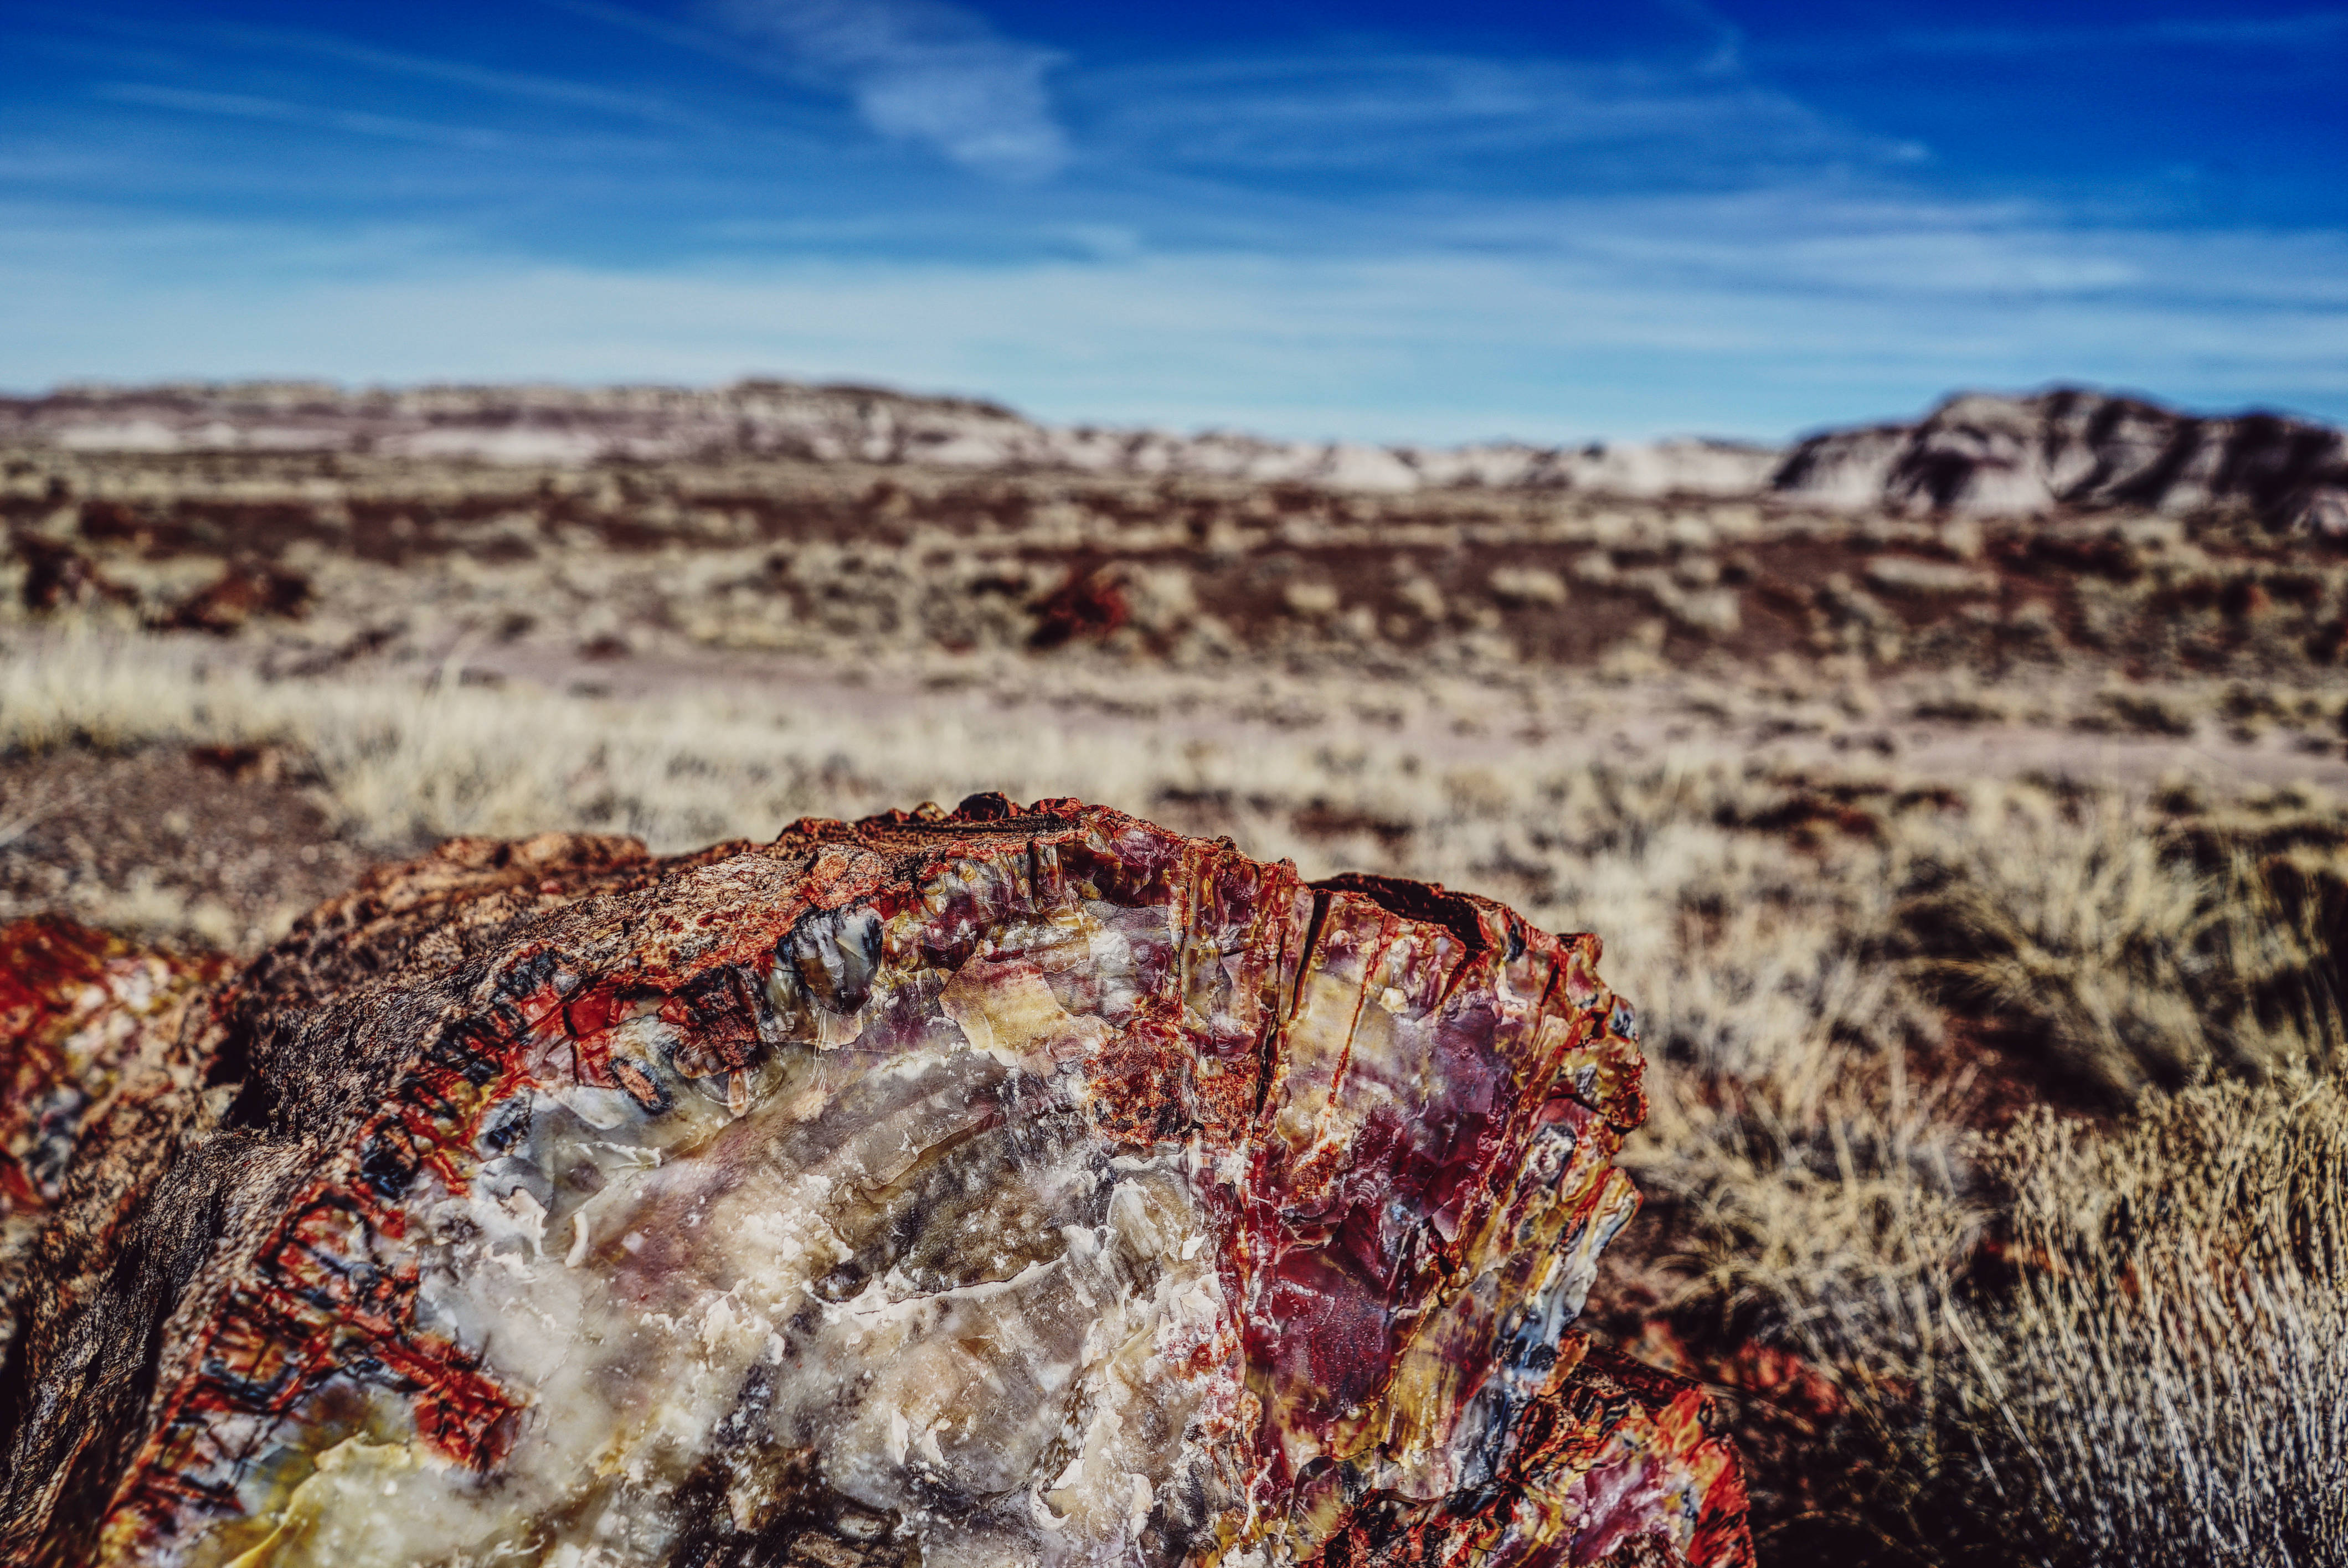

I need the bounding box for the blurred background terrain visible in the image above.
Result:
[5,0,2347,1562]
[6,375,2347,1562]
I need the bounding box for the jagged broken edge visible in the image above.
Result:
[0,791,1742,1565]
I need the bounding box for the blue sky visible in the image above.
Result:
[2,0,2344,441]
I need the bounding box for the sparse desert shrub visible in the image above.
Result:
[1281,580,1340,617]
[1393,574,1446,621]
[1487,565,1568,606]
[1602,780,2345,1562]
[2087,685,2200,736]
[1865,556,1997,599]
[1910,682,2018,724]
[1598,808,1991,1555]
[1956,1077,2348,1567]
[1899,795,2343,1100]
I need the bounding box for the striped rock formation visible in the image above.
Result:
[0,796,1752,1568]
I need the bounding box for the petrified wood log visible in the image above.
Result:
[0,795,1752,1568]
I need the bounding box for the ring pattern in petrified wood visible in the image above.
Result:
[0,795,1752,1568]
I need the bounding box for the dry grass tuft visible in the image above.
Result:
[0,627,1198,851]
[1959,1078,2348,1567]
[1901,796,2345,1099]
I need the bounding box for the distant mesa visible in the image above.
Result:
[4,379,2341,531]
[0,378,1776,499]
[1772,387,2348,535]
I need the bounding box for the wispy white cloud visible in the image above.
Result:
[1757,10,2348,65]
[1065,38,1935,198]
[5,192,2342,441]
[705,0,1067,179]
[8,1,2343,437]
[1650,0,1750,74]
[206,24,711,127]
[95,83,512,149]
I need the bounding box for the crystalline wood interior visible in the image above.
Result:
[0,795,1752,1568]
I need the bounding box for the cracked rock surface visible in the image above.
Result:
[0,795,1751,1567]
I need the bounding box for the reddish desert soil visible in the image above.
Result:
[0,745,391,953]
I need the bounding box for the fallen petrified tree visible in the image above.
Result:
[0,795,1752,1567]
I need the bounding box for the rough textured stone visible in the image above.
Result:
[0,796,1752,1567]
[0,917,228,1365]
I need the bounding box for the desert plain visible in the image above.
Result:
[4,378,2347,1565]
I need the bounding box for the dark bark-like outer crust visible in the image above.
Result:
[0,796,1753,1567]
[0,918,229,1368]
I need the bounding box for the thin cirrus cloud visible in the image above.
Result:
[1,0,2342,434]
[8,173,2345,438]
[1753,9,2348,64]
[94,82,512,151]
[204,24,713,128]
[1073,51,1921,182]
[703,0,1070,180]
